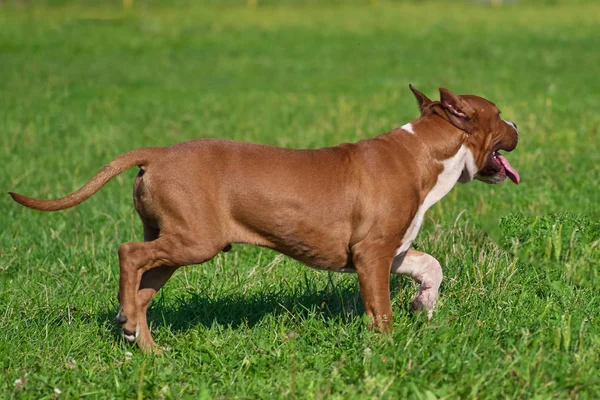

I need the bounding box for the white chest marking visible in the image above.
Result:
[458,146,478,183]
[401,123,415,134]
[395,145,475,257]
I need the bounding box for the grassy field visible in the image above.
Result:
[1,1,599,398]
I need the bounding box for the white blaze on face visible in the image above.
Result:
[395,145,473,256]
[401,123,415,134]
[504,120,517,132]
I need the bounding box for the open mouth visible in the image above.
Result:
[492,150,520,184]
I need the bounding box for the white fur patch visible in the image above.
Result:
[401,123,415,134]
[458,147,478,183]
[391,253,428,274]
[391,252,443,319]
[395,145,473,256]
[504,120,517,131]
[117,306,139,343]
[123,325,140,343]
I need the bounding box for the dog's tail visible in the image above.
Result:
[9,147,163,212]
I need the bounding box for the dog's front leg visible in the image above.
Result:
[391,248,443,319]
[352,241,396,331]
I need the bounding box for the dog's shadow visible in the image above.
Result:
[152,285,363,332]
[98,277,376,335]
[97,276,413,337]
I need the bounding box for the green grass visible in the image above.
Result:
[1,1,599,398]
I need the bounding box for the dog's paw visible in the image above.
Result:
[411,287,438,320]
[122,325,140,343]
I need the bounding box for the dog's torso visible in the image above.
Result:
[133,119,468,271]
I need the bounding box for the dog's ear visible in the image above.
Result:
[439,88,475,133]
[409,84,432,114]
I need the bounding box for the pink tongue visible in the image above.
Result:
[497,154,520,184]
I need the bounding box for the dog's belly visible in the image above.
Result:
[232,219,352,271]
[271,237,352,271]
[230,209,353,271]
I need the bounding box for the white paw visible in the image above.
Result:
[412,286,438,320]
[122,325,140,343]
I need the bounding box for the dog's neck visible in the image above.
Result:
[389,114,477,203]
[411,114,469,160]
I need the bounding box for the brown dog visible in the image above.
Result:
[10,86,519,351]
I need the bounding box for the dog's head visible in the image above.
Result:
[410,85,520,185]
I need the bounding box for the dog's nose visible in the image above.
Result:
[512,122,517,129]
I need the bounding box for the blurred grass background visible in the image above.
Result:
[1,0,599,398]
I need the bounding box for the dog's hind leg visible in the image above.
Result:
[391,248,443,320]
[135,224,178,351]
[116,228,222,352]
[135,265,178,351]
